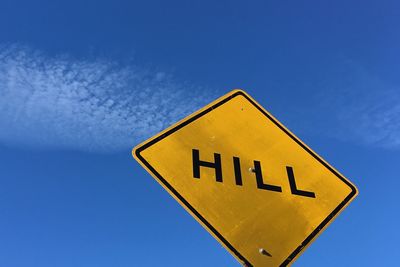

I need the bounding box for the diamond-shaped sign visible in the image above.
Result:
[132,89,358,266]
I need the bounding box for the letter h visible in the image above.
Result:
[192,149,223,182]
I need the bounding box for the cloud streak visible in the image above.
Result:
[0,46,397,153]
[0,45,216,152]
[306,60,400,149]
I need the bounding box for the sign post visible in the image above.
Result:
[133,89,358,266]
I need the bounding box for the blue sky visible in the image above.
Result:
[0,0,399,266]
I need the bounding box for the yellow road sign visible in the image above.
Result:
[132,89,358,266]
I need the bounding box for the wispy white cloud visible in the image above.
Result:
[305,60,400,149]
[0,45,217,152]
[1,46,397,152]
[333,89,400,149]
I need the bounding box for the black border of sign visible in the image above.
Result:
[134,90,358,267]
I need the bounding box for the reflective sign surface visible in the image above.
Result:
[133,90,358,266]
